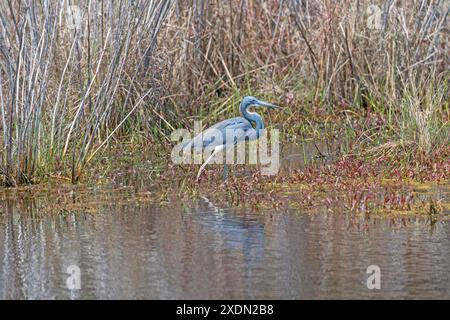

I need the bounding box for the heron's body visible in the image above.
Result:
[182,96,280,180]
[185,116,257,151]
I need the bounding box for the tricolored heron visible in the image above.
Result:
[182,96,281,181]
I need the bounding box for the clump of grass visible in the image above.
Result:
[361,75,449,165]
[0,0,172,186]
[399,78,449,156]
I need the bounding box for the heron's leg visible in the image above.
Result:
[196,145,224,180]
[223,163,228,182]
[197,157,213,180]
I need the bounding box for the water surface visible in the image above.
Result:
[1,187,449,299]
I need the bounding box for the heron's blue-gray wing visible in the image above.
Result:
[219,118,257,146]
[184,117,255,151]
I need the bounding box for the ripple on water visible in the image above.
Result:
[0,189,449,299]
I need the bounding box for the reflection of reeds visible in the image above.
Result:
[0,0,448,186]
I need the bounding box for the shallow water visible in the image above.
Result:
[0,142,449,299]
[0,186,449,299]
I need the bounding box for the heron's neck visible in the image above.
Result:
[240,101,264,132]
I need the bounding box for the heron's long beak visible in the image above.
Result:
[256,100,281,109]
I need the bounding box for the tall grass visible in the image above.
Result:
[163,1,448,105]
[0,0,172,185]
[0,0,448,186]
[162,0,449,160]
